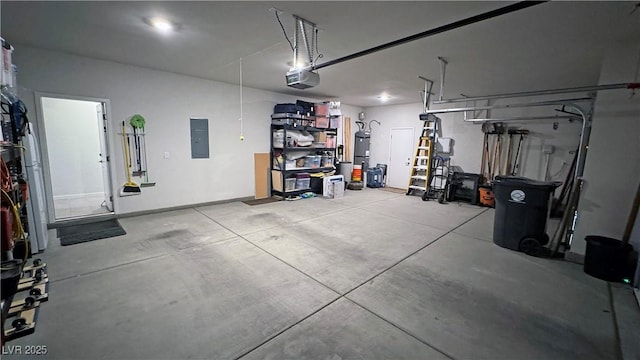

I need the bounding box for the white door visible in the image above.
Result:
[38,95,113,221]
[387,128,415,189]
[96,103,113,211]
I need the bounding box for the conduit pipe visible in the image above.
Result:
[464,115,580,123]
[433,83,640,104]
[423,97,593,115]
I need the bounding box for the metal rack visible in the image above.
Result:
[1,49,49,343]
[270,114,338,199]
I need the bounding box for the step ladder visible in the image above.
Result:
[406,113,438,195]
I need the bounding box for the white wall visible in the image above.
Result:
[364,101,581,184]
[571,41,640,258]
[41,97,104,197]
[14,45,361,215]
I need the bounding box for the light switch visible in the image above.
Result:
[164,151,170,159]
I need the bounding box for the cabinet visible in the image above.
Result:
[270,113,338,199]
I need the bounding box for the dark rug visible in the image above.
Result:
[58,219,126,246]
[242,197,280,206]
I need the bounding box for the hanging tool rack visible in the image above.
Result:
[1,84,49,344]
[421,66,639,254]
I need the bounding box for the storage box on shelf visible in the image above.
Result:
[270,111,338,199]
[295,173,311,190]
[304,155,321,168]
[285,178,297,192]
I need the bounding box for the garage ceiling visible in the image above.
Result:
[2,1,639,107]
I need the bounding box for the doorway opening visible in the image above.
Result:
[38,95,114,221]
[387,127,415,189]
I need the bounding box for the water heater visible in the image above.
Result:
[354,131,371,171]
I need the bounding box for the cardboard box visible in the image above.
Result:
[271,170,284,192]
[315,132,327,143]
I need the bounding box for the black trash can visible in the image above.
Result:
[493,176,561,254]
[310,176,324,195]
[584,236,634,282]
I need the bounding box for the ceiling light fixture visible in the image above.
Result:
[149,17,174,33]
[377,93,391,102]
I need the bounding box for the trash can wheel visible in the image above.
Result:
[421,192,429,201]
[519,237,542,256]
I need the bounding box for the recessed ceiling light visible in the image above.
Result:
[149,17,174,33]
[377,93,391,102]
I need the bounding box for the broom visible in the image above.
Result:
[121,121,141,194]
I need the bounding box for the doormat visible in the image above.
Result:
[242,197,280,206]
[379,187,406,194]
[58,219,126,246]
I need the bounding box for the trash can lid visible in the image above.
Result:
[493,176,562,189]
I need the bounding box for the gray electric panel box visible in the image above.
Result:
[354,131,371,171]
[190,118,209,159]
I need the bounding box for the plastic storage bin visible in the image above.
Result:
[315,116,329,128]
[326,135,336,148]
[284,178,297,192]
[329,116,340,129]
[321,154,334,167]
[492,176,561,255]
[295,173,311,190]
[304,155,321,168]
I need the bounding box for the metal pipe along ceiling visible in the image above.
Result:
[310,1,547,71]
[422,97,593,115]
[465,115,580,123]
[434,83,640,104]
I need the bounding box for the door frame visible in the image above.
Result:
[34,92,117,224]
[387,127,415,189]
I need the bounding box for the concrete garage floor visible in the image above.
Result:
[7,188,637,359]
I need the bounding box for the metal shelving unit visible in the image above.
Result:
[270,115,338,199]
[1,40,49,343]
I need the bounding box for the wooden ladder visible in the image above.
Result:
[406,114,437,195]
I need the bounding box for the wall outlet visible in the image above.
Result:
[164,151,170,159]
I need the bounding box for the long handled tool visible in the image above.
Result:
[129,114,155,187]
[487,122,504,181]
[121,121,141,194]
[510,129,529,176]
[504,130,513,175]
[131,126,144,177]
[480,132,489,178]
[130,114,145,177]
